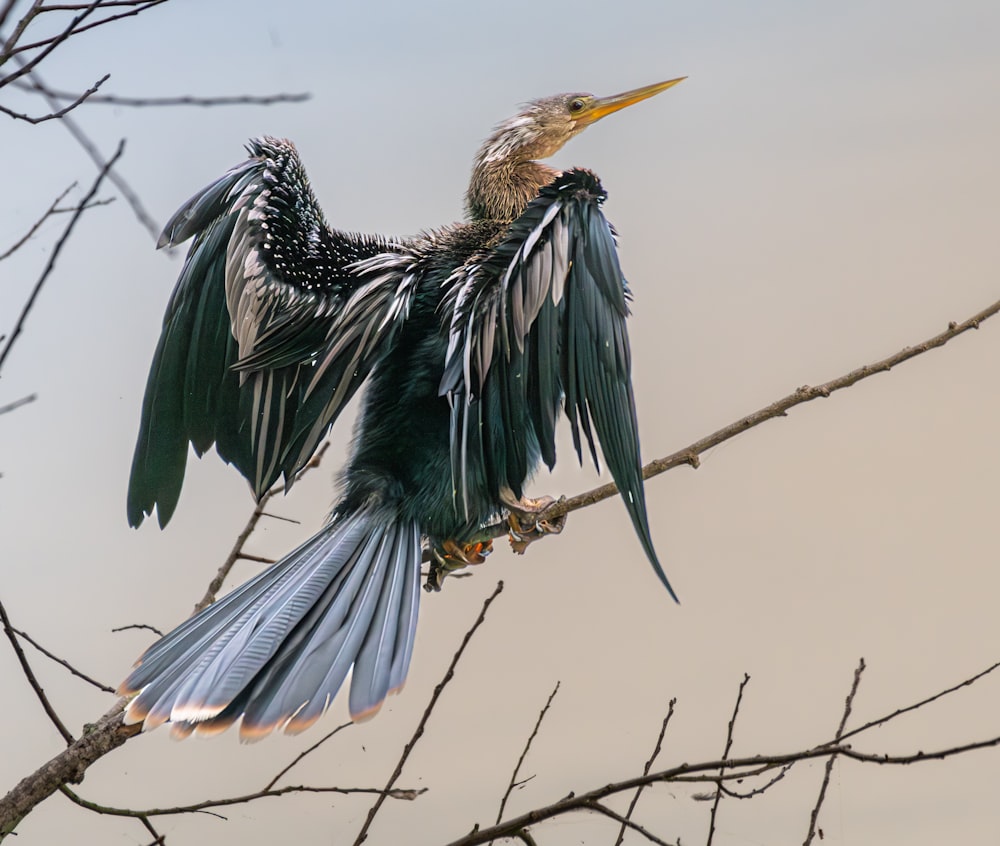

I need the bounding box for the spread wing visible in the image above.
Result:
[128,137,416,528]
[440,168,673,598]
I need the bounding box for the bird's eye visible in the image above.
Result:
[568,98,586,113]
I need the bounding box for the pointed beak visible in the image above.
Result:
[580,76,686,125]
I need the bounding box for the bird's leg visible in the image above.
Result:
[426,536,494,592]
[501,491,567,555]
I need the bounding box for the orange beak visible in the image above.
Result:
[579,76,686,125]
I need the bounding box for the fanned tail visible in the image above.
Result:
[120,508,421,740]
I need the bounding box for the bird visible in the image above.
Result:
[120,76,685,740]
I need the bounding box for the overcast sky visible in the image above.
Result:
[3,1,1000,843]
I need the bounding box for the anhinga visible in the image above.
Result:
[120,77,685,740]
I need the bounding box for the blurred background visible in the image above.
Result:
[2,1,1000,843]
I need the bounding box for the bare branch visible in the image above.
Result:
[0,596,75,743]
[441,723,1000,846]
[0,139,124,376]
[494,682,561,832]
[11,79,310,107]
[110,623,164,637]
[192,441,331,614]
[0,1,102,85]
[614,698,677,846]
[0,72,107,122]
[804,658,866,845]
[1,0,167,75]
[353,581,506,845]
[264,721,353,791]
[12,627,115,694]
[59,781,424,820]
[582,800,677,846]
[0,183,75,260]
[482,295,1000,539]
[706,674,750,846]
[0,394,36,415]
[838,659,1000,745]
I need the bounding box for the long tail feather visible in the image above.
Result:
[120,508,421,740]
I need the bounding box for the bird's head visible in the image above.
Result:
[477,77,686,166]
[468,76,685,221]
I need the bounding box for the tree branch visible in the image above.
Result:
[493,682,561,833]
[485,296,1000,538]
[11,627,115,694]
[0,139,123,376]
[353,581,506,845]
[192,441,330,614]
[59,781,424,819]
[0,597,75,743]
[11,79,309,107]
[804,658,865,845]
[614,698,676,846]
[706,674,750,846]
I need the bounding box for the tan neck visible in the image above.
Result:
[465,159,558,223]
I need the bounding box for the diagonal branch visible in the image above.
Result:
[0,183,75,260]
[0,597,75,744]
[12,627,115,694]
[494,681,561,832]
[614,698,677,846]
[263,721,353,791]
[352,581,506,845]
[192,441,330,614]
[0,72,107,122]
[487,296,1000,537]
[804,658,866,845]
[5,287,1000,840]
[0,139,123,375]
[0,394,36,416]
[706,674,750,846]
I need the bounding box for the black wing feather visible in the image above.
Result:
[128,138,411,527]
[441,169,674,599]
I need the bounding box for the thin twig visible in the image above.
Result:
[0,596,75,743]
[111,623,164,637]
[0,394,36,415]
[494,682,561,832]
[12,61,160,238]
[192,441,330,614]
[0,1,102,86]
[11,79,310,107]
[838,659,1000,745]
[0,72,107,122]
[583,800,677,846]
[12,627,115,693]
[614,698,677,846]
[804,658,866,845]
[441,725,1000,846]
[706,674,750,846]
[0,139,123,375]
[2,0,167,73]
[716,764,793,799]
[263,721,353,791]
[59,781,424,819]
[135,814,163,846]
[0,183,74,260]
[353,581,506,845]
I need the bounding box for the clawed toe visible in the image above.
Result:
[425,538,494,592]
[503,494,567,555]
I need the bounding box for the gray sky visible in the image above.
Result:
[3,1,1000,843]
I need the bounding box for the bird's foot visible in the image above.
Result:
[425,537,494,592]
[503,494,567,555]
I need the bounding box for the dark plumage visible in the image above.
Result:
[121,77,685,740]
